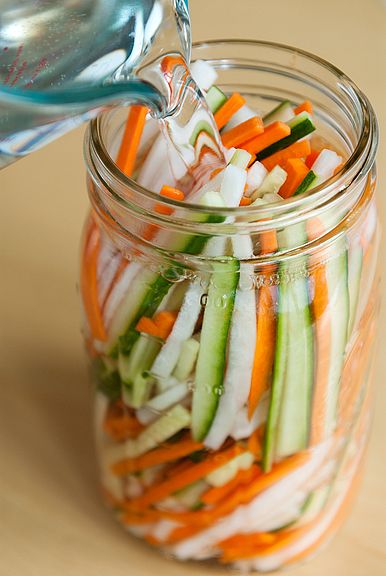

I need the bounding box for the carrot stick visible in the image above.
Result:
[247,425,263,459]
[112,438,203,476]
[104,405,143,442]
[260,230,278,255]
[201,466,257,506]
[294,100,313,115]
[305,149,320,168]
[240,196,252,206]
[135,316,161,338]
[221,117,264,149]
[218,452,309,514]
[278,158,310,199]
[154,203,173,216]
[309,256,331,445]
[166,458,198,479]
[125,444,244,510]
[248,284,276,418]
[164,524,203,544]
[218,531,277,552]
[153,310,178,339]
[161,453,308,527]
[155,182,185,215]
[241,122,291,155]
[160,185,185,201]
[116,105,148,176]
[248,229,277,419]
[262,140,311,172]
[214,92,246,130]
[81,221,107,341]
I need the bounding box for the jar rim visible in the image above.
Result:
[86,39,378,232]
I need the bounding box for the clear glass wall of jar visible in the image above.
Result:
[81,41,380,572]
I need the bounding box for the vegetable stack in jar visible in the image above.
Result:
[81,55,380,572]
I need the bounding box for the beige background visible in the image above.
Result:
[1,0,385,574]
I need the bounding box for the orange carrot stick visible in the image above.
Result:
[153,310,178,339]
[294,100,313,114]
[247,425,263,459]
[125,444,244,510]
[294,100,313,115]
[221,117,264,149]
[104,405,143,442]
[309,250,331,445]
[160,185,185,201]
[219,452,309,514]
[201,466,257,506]
[240,196,252,206]
[116,105,148,176]
[260,230,278,255]
[81,221,107,341]
[241,122,291,155]
[218,531,277,552]
[248,230,277,419]
[164,524,203,544]
[248,284,276,418]
[135,316,161,338]
[305,149,320,168]
[112,438,203,476]
[278,158,310,199]
[161,453,308,527]
[154,203,173,216]
[214,92,246,130]
[261,140,311,172]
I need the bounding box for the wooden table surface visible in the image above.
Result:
[1,0,385,574]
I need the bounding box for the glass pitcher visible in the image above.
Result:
[0,0,190,167]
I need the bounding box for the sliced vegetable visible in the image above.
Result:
[205,85,227,113]
[262,139,311,172]
[242,121,291,156]
[245,161,268,196]
[214,92,246,130]
[250,165,287,200]
[116,105,148,176]
[294,100,313,115]
[256,112,316,161]
[206,451,255,487]
[222,116,264,149]
[190,59,218,91]
[127,444,244,509]
[173,338,200,381]
[192,259,240,441]
[124,404,191,459]
[279,158,309,199]
[112,436,203,476]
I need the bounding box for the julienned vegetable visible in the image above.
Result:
[82,58,378,572]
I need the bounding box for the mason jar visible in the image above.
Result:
[81,40,380,572]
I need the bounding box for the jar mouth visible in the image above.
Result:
[86,39,378,232]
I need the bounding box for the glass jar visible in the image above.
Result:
[81,41,380,572]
